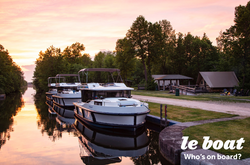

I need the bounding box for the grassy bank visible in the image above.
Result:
[183,117,250,159]
[132,90,250,103]
[148,102,236,122]
[144,94,249,159]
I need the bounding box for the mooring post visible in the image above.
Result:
[160,104,162,125]
[165,105,167,126]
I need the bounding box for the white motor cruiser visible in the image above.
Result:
[46,76,61,114]
[48,74,82,119]
[74,68,150,131]
[46,76,59,106]
[52,74,82,107]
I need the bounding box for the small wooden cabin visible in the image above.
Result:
[196,71,239,92]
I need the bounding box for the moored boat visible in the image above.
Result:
[46,77,59,106]
[52,74,82,108]
[73,68,150,132]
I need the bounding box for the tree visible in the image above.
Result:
[91,51,115,82]
[146,22,162,81]
[126,15,149,82]
[216,1,250,88]
[33,42,89,91]
[0,44,25,94]
[33,46,67,91]
[63,42,85,63]
[152,20,175,74]
[104,52,116,68]
[115,38,136,82]
[169,32,186,74]
[78,53,92,68]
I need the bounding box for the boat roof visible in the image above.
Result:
[48,76,57,79]
[48,76,64,86]
[78,68,123,83]
[78,68,120,73]
[80,83,134,91]
[82,87,134,91]
[56,74,79,77]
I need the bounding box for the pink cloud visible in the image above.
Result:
[1,0,249,70]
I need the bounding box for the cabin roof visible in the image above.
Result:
[153,74,193,80]
[197,71,239,88]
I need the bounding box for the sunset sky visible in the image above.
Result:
[1,0,249,82]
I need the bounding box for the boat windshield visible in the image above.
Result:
[57,87,79,93]
[82,90,131,102]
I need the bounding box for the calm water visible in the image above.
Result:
[0,87,168,165]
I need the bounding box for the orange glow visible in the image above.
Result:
[0,88,82,164]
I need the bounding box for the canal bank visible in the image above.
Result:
[158,116,250,165]
[132,95,250,117]
[133,95,250,165]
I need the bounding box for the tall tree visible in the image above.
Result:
[91,51,114,82]
[115,38,135,82]
[34,46,67,91]
[78,53,92,68]
[63,42,85,63]
[146,22,162,81]
[216,1,250,88]
[104,52,116,68]
[126,15,149,82]
[154,20,175,74]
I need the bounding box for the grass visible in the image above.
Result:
[136,90,249,159]
[183,117,250,159]
[132,90,250,103]
[148,102,236,122]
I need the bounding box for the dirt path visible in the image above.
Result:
[132,95,250,117]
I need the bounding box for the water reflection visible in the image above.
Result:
[0,92,24,149]
[34,92,59,141]
[0,87,166,164]
[34,92,78,141]
[74,118,149,164]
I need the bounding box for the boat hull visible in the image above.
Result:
[74,103,150,132]
[52,94,81,107]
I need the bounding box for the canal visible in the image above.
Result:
[0,87,170,165]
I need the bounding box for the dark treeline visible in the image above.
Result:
[0,45,26,94]
[34,1,250,91]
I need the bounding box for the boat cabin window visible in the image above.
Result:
[94,101,102,106]
[49,87,57,91]
[57,87,79,93]
[81,90,131,102]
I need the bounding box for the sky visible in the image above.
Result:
[1,0,249,82]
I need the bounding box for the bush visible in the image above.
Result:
[0,88,5,94]
[146,79,157,90]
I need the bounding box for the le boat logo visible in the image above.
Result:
[181,136,245,150]
[181,136,245,160]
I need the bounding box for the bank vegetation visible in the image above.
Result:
[0,45,26,95]
[33,1,250,93]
